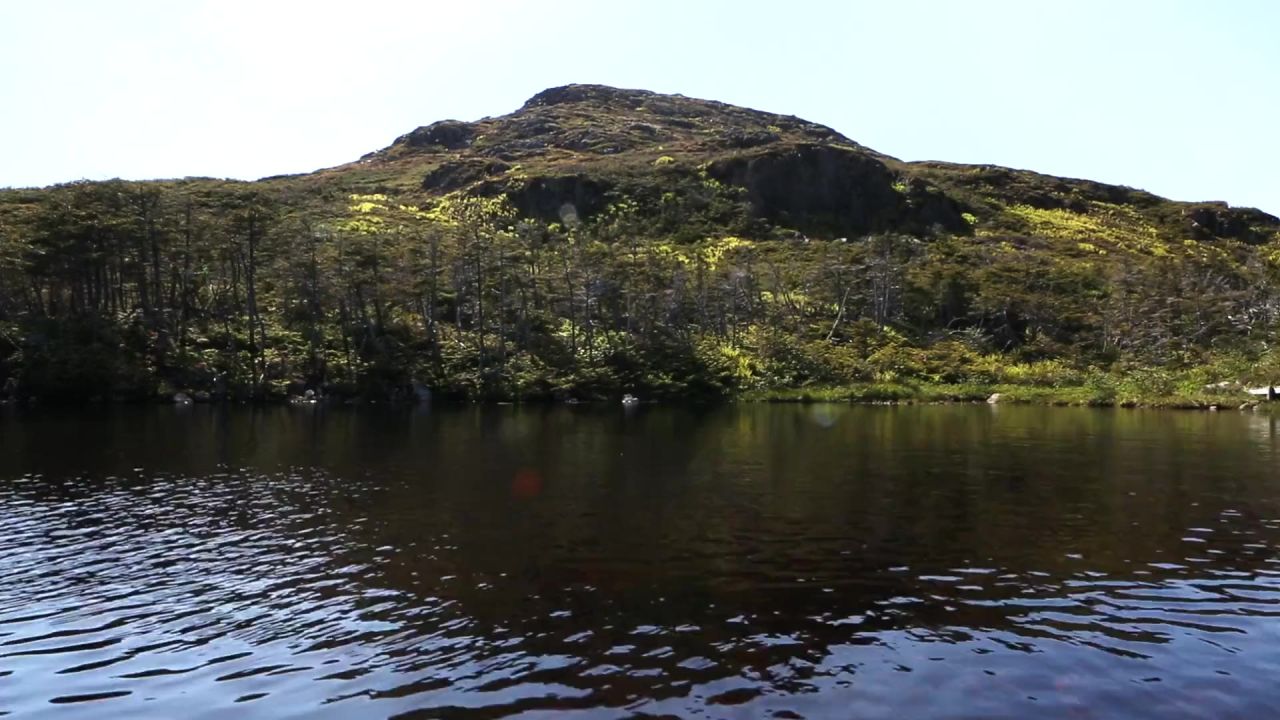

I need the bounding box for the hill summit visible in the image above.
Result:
[338,83,1277,245]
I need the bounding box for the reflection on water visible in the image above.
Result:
[2,404,1280,718]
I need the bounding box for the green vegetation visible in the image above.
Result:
[1,85,1278,405]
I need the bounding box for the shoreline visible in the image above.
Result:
[743,383,1263,411]
[0,383,1267,412]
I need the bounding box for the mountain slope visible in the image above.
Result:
[1,84,1278,404]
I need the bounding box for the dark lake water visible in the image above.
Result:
[2,404,1280,719]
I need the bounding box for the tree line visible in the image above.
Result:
[1,179,1277,402]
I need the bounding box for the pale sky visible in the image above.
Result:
[2,0,1277,214]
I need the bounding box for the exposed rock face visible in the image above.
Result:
[422,159,510,193]
[1184,203,1279,243]
[707,146,895,234]
[398,120,476,150]
[522,84,652,110]
[499,175,612,225]
[707,145,967,235]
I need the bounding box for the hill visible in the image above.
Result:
[1,84,1278,405]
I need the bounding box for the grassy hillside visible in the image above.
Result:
[1,84,1278,405]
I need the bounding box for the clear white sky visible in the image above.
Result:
[2,0,1276,214]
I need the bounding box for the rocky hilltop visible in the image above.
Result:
[337,84,1276,244]
[1,84,1278,404]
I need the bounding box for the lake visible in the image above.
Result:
[2,404,1279,718]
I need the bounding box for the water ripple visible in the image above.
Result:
[3,406,1280,718]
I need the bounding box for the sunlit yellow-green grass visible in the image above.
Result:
[999,203,1164,253]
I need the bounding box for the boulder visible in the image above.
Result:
[399,120,476,150]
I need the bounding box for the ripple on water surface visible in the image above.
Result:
[2,404,1280,718]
